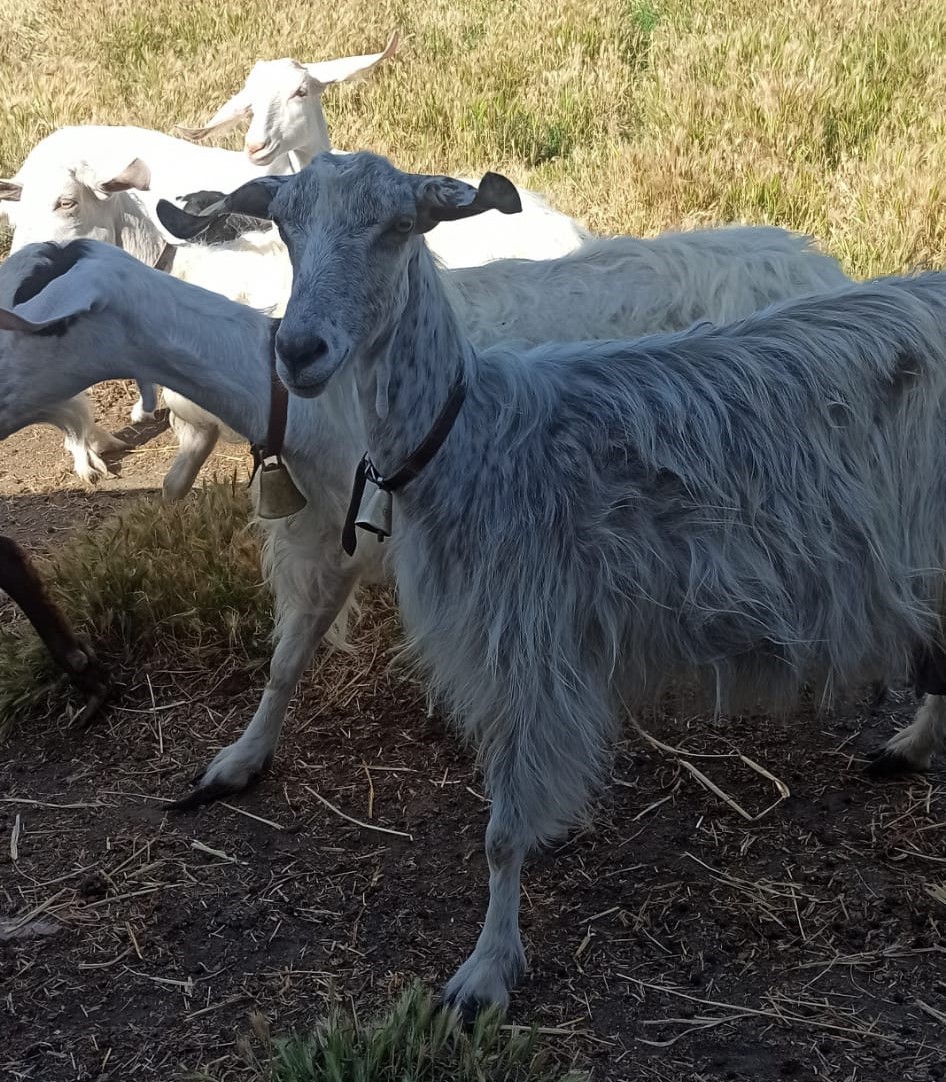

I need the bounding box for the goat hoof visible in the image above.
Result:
[170,778,239,811]
[73,689,109,729]
[441,945,521,1025]
[864,746,930,778]
[171,759,271,811]
[434,993,479,1032]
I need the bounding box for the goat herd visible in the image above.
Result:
[1,33,945,1017]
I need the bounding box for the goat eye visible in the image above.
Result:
[56,198,77,211]
[291,85,308,99]
[391,216,415,236]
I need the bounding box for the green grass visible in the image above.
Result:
[0,482,269,737]
[202,986,585,1082]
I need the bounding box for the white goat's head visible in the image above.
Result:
[176,31,398,168]
[156,151,520,396]
[0,141,153,256]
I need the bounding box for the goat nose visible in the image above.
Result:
[277,332,329,370]
[245,140,267,155]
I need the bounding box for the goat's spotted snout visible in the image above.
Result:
[275,326,346,397]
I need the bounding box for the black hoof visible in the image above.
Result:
[169,778,240,811]
[435,994,479,1032]
[864,746,928,778]
[74,687,110,729]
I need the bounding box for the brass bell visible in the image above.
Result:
[250,456,307,520]
[354,483,393,540]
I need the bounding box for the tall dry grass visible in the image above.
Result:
[1,0,945,276]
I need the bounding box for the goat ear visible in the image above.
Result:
[156,176,284,240]
[413,171,522,233]
[0,258,100,334]
[176,92,250,142]
[304,30,399,88]
[98,158,151,194]
[0,178,22,201]
[73,157,151,199]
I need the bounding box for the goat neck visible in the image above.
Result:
[356,245,474,484]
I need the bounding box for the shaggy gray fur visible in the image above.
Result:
[273,152,946,1015]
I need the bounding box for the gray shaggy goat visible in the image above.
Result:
[200,151,946,1018]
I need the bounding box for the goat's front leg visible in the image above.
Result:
[442,682,606,1020]
[172,567,360,809]
[442,797,529,1021]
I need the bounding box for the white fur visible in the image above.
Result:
[182,35,589,267]
[2,141,289,490]
[0,230,858,810]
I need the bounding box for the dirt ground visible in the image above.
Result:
[1,383,945,1082]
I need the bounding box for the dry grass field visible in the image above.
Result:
[1,1,946,1079]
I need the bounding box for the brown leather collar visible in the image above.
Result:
[153,243,176,273]
[251,320,288,469]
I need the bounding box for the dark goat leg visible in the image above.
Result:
[0,535,109,723]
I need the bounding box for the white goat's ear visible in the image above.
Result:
[99,158,151,194]
[0,306,86,334]
[176,92,251,142]
[413,171,522,233]
[73,157,152,199]
[0,178,23,201]
[304,30,399,88]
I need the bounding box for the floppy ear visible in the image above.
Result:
[156,176,286,240]
[413,171,522,233]
[73,157,151,198]
[0,178,22,201]
[175,92,251,142]
[0,253,101,334]
[304,30,399,87]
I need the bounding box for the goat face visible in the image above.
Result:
[270,152,520,397]
[4,150,151,255]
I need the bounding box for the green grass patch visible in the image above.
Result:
[0,482,270,738]
[208,986,586,1082]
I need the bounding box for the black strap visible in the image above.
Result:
[341,373,466,556]
[250,320,287,477]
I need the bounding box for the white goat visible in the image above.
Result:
[1,149,291,491]
[234,152,946,1017]
[9,223,922,833]
[176,32,400,173]
[0,35,397,435]
[177,33,589,266]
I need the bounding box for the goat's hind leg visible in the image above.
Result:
[130,382,159,423]
[867,644,946,776]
